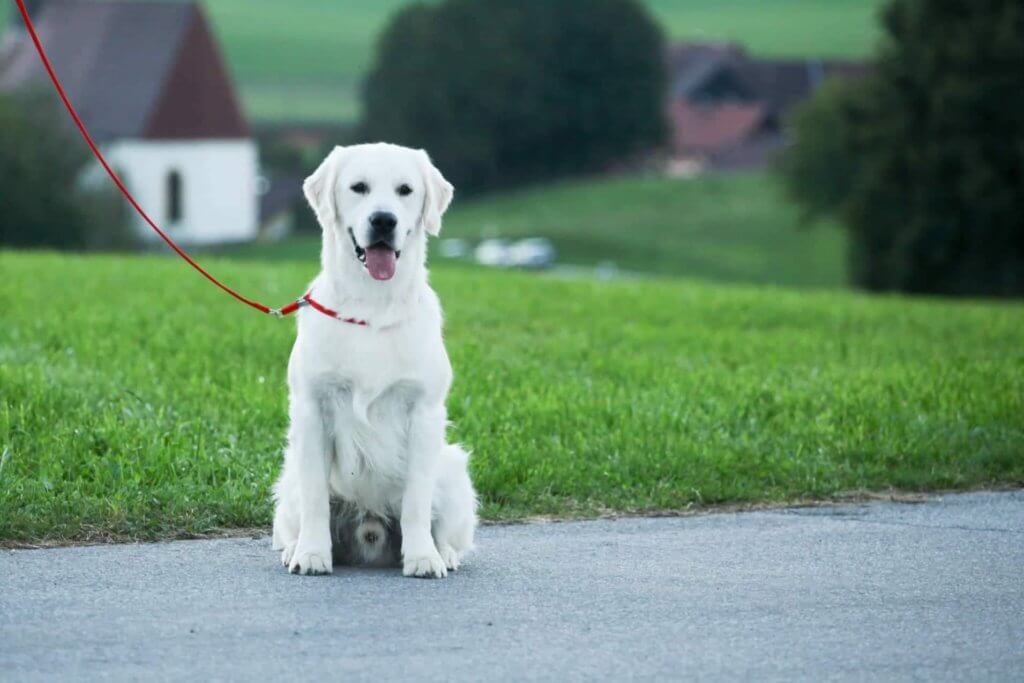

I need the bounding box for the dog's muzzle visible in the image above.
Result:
[348,227,401,281]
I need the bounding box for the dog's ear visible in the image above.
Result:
[417,149,454,237]
[303,146,347,228]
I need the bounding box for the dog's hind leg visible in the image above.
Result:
[432,444,478,571]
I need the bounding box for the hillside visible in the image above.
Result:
[226,172,849,290]
[2,252,1021,543]
[0,0,885,121]
[223,0,885,121]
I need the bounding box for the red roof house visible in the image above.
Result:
[1,0,259,243]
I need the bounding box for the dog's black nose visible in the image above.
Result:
[369,212,397,240]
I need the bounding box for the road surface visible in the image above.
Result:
[2,491,1022,681]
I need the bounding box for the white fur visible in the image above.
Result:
[271,143,476,578]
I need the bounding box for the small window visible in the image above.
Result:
[166,170,183,223]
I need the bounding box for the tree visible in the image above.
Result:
[777,82,860,224]
[360,0,667,194]
[780,0,1024,296]
[0,90,128,249]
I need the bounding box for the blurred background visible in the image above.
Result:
[2,0,1019,296]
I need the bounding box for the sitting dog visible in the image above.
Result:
[271,143,477,578]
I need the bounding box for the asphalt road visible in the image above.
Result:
[2,491,1022,681]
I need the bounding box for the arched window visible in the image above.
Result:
[166,170,183,223]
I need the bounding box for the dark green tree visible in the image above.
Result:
[0,90,129,249]
[360,0,667,193]
[780,0,1024,296]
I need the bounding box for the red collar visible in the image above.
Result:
[272,292,369,327]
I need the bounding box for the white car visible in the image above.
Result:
[507,238,556,269]
[474,237,556,269]
[474,239,513,266]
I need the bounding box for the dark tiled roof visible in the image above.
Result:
[668,41,871,118]
[742,59,869,116]
[0,0,247,141]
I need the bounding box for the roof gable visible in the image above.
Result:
[685,65,756,103]
[144,4,248,138]
[669,41,871,117]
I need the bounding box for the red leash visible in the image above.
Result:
[13,0,358,325]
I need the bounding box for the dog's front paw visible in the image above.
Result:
[437,543,461,572]
[403,549,448,578]
[288,546,332,576]
[280,542,297,568]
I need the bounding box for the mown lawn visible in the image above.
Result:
[0,0,883,122]
[646,0,884,59]
[1,251,1022,544]
[228,172,849,290]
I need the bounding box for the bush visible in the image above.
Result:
[359,0,668,194]
[777,82,860,224]
[780,0,1024,296]
[0,90,130,249]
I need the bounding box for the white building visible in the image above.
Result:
[0,0,259,244]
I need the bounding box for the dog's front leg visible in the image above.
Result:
[286,391,333,575]
[401,403,447,578]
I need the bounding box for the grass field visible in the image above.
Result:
[0,1,885,121]
[228,172,849,290]
[1,251,1022,545]
[646,0,883,58]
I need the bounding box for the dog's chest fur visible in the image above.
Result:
[323,377,417,516]
[294,287,450,519]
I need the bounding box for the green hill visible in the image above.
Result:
[1,1,886,121]
[2,251,1021,544]
[223,0,885,121]
[227,172,849,290]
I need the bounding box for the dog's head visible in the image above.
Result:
[303,143,454,282]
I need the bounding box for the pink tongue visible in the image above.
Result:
[365,245,397,281]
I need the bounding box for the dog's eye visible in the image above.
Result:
[350,182,369,195]
[396,184,413,197]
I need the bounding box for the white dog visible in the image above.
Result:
[271,143,477,578]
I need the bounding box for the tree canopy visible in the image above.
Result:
[360,0,668,194]
[0,90,127,249]
[780,0,1024,296]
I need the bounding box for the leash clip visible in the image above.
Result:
[268,296,310,319]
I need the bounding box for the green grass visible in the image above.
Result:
[646,0,883,59]
[238,82,361,124]
[1,251,1022,544]
[228,172,850,290]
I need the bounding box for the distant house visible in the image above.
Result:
[666,42,869,170]
[0,0,259,244]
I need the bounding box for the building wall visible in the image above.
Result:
[103,139,259,244]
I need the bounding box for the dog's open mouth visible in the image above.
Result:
[349,229,401,281]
